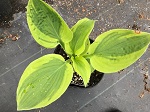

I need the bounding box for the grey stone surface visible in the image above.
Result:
[0,0,150,112]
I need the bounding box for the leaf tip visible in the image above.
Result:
[17,101,23,111]
[83,79,90,88]
[84,83,88,88]
[17,105,23,111]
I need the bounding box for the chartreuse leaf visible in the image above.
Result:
[86,58,95,73]
[71,56,91,87]
[27,0,73,48]
[17,54,73,110]
[66,18,95,55]
[80,39,91,55]
[89,29,150,73]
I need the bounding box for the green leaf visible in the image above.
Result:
[86,58,95,73]
[66,18,95,55]
[17,54,73,110]
[89,29,150,73]
[80,39,91,55]
[71,56,91,87]
[27,0,73,48]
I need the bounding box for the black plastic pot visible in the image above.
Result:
[54,39,104,88]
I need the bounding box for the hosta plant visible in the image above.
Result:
[17,0,150,111]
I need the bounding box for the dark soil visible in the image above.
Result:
[54,43,104,88]
[0,0,26,27]
[0,0,54,28]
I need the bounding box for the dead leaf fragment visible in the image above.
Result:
[139,12,145,19]
[139,91,145,98]
[117,0,124,4]
[11,35,20,41]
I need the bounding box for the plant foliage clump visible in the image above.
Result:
[16,0,150,110]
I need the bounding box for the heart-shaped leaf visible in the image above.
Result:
[27,0,73,48]
[89,29,150,73]
[17,54,73,110]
